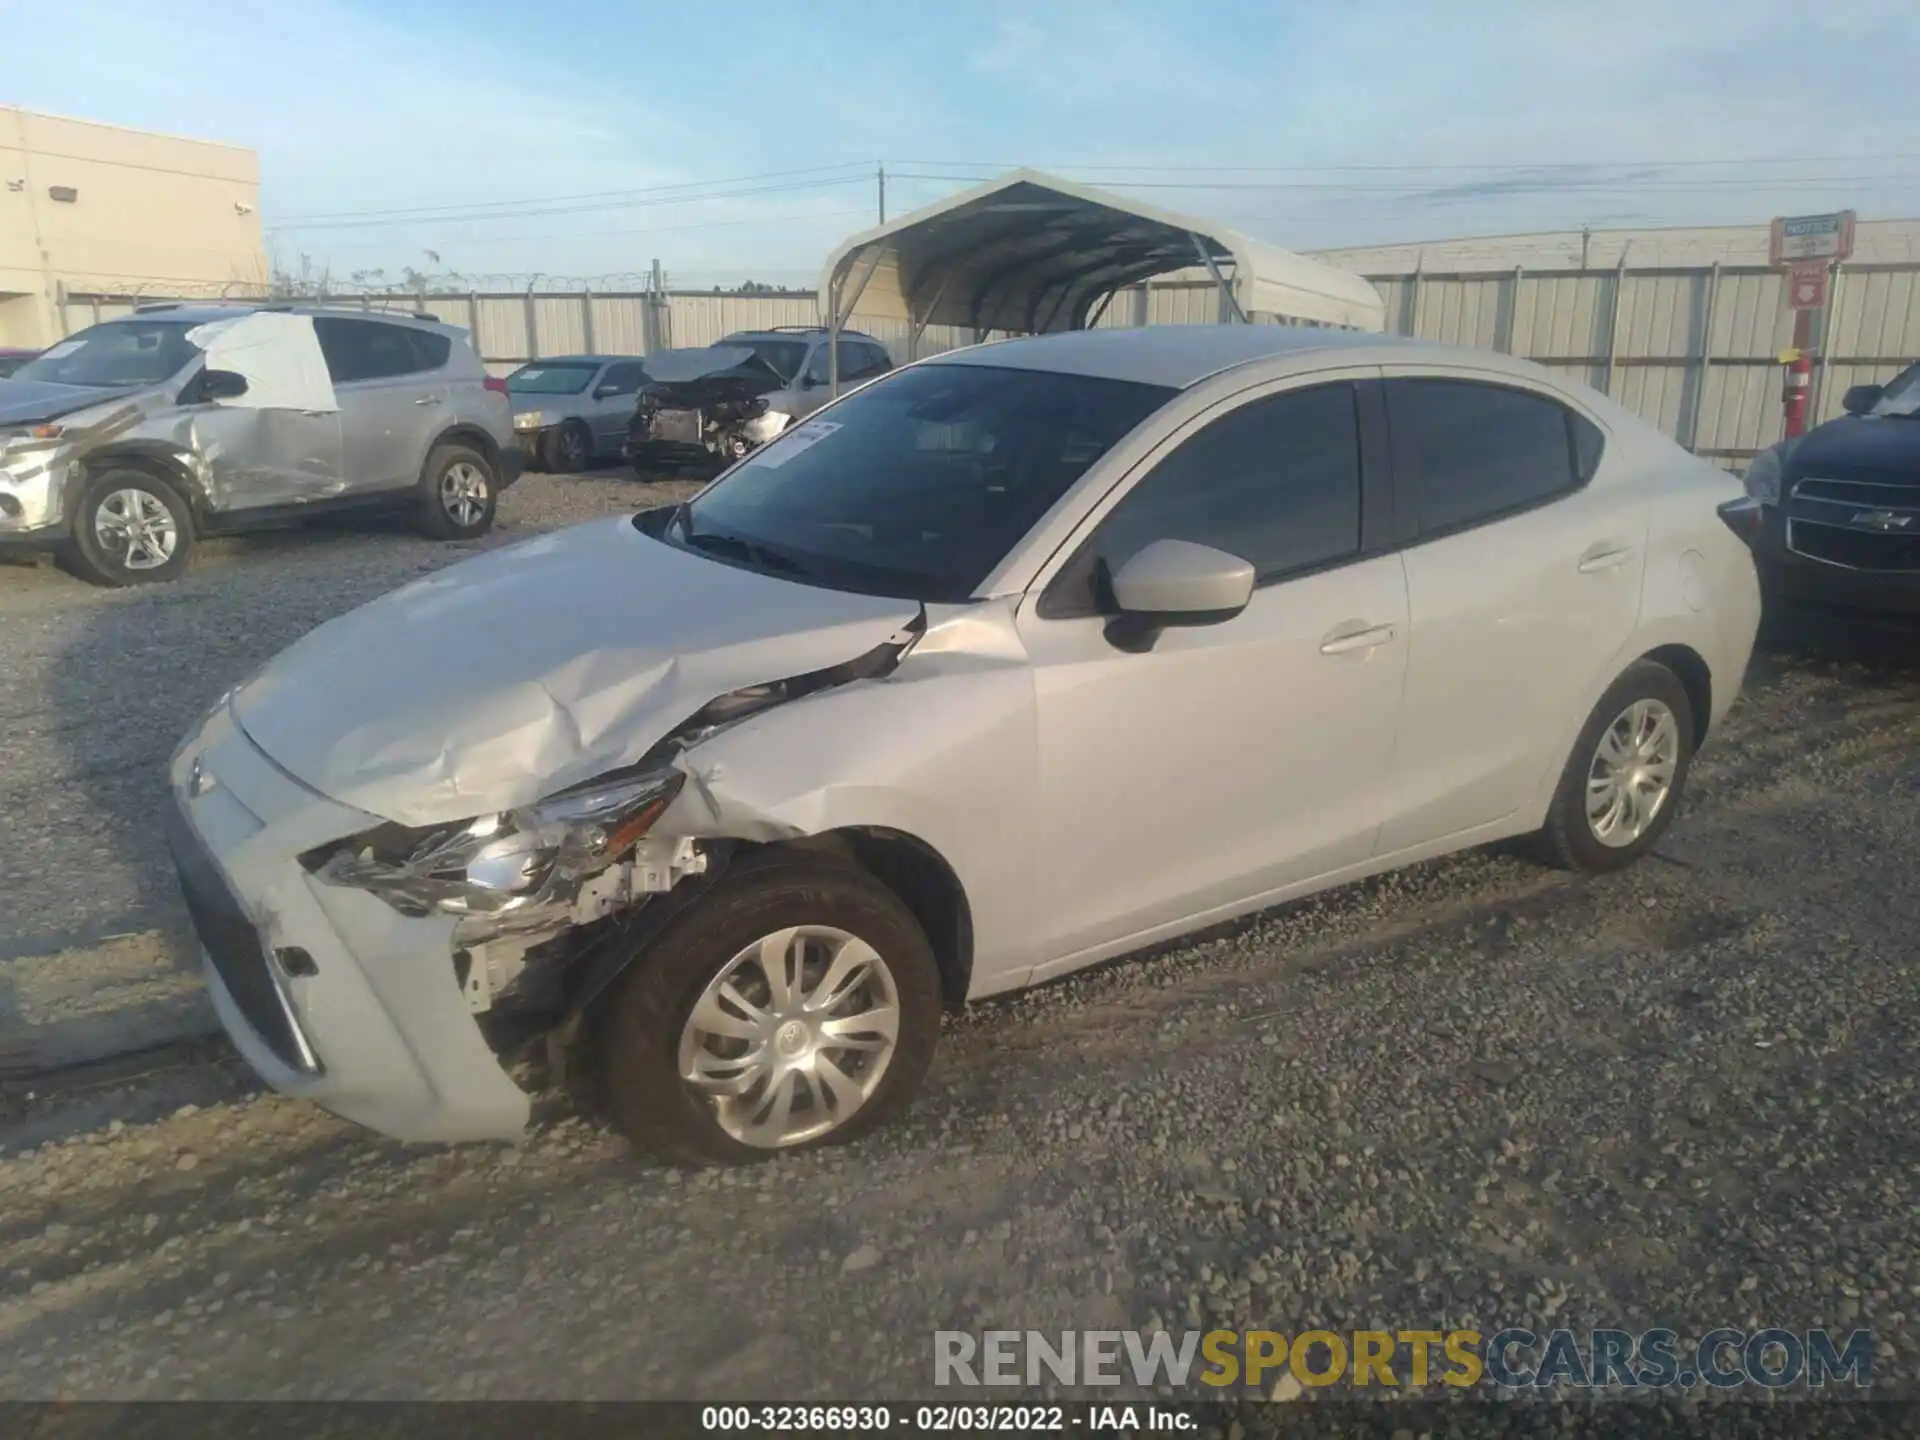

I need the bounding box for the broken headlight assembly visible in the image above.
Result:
[302,768,684,920]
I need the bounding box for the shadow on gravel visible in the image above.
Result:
[1757,599,1920,678]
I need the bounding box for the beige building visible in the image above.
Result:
[0,106,267,347]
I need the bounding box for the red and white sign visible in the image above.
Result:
[1787,260,1829,310]
[1770,211,1856,266]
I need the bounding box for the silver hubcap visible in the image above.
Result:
[678,926,901,1149]
[440,462,489,526]
[93,488,178,570]
[1587,697,1681,847]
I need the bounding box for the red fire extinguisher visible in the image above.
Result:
[1782,349,1814,439]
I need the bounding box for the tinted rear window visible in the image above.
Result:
[1387,379,1595,535]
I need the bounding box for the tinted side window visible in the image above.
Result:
[849,342,891,380]
[599,362,647,395]
[1388,379,1590,535]
[314,318,445,383]
[410,329,451,372]
[803,344,831,384]
[1043,384,1363,617]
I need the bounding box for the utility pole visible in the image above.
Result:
[877,163,886,225]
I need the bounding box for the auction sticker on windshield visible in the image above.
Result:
[750,419,842,468]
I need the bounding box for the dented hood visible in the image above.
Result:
[231,516,920,827]
[0,380,142,427]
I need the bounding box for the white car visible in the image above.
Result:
[164,326,1761,1164]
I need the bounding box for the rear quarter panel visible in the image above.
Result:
[1519,432,1760,824]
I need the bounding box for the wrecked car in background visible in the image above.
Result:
[0,306,520,586]
[628,327,891,473]
[165,325,1758,1167]
[507,355,651,474]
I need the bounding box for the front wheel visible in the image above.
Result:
[1536,659,1695,873]
[595,854,944,1166]
[543,420,592,474]
[66,468,196,586]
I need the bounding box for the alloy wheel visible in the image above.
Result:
[1586,697,1680,847]
[93,488,178,571]
[677,926,901,1148]
[439,462,490,527]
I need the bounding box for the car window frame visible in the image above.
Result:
[1032,371,1398,621]
[801,341,832,386]
[1378,369,1611,547]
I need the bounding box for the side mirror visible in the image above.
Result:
[201,368,249,401]
[1842,384,1883,416]
[1105,538,1255,652]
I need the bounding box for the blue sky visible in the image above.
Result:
[4,0,1916,287]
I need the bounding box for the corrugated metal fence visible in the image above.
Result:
[63,261,1920,466]
[1097,263,1920,466]
[61,288,987,375]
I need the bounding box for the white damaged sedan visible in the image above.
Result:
[165,325,1761,1164]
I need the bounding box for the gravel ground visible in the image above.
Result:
[0,468,700,962]
[0,620,1916,1409]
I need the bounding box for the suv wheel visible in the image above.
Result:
[595,854,943,1166]
[1537,659,1695,873]
[66,468,195,587]
[543,421,591,474]
[417,443,498,540]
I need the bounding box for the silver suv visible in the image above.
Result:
[0,303,522,586]
[507,355,651,473]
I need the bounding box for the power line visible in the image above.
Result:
[272,175,874,232]
[888,171,1920,194]
[271,160,880,225]
[306,207,873,253]
[886,153,1920,174]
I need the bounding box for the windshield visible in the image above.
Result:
[720,338,808,384]
[1872,362,1920,417]
[672,362,1177,602]
[507,362,599,395]
[10,321,202,388]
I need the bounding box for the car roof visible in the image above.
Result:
[510,354,642,366]
[925,325,1483,389]
[114,303,452,329]
[721,328,879,342]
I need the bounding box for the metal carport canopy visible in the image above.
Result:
[818,168,1387,372]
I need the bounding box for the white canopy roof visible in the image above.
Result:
[819,169,1386,340]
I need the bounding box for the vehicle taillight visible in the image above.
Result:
[484,376,509,396]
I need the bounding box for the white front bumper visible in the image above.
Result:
[166,701,531,1142]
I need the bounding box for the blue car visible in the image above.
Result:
[1737,360,1920,623]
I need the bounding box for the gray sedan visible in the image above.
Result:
[507,355,650,472]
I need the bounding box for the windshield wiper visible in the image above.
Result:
[679,518,812,579]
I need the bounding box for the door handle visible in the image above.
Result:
[1319,622,1397,656]
[1577,542,1635,573]
[413,395,443,406]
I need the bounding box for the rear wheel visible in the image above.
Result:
[1536,659,1694,873]
[66,468,195,587]
[543,420,591,474]
[416,443,497,540]
[595,854,943,1166]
